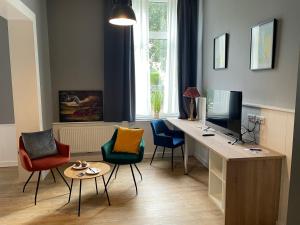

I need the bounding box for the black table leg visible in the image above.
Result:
[102,175,111,206]
[95,177,98,195]
[78,180,82,217]
[68,179,73,203]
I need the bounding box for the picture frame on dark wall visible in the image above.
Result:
[59,90,103,122]
[250,19,277,70]
[213,33,229,70]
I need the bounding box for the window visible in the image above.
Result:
[133,0,178,118]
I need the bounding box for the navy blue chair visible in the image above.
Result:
[150,119,184,170]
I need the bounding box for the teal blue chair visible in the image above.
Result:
[101,129,144,194]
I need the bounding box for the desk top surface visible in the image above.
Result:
[167,118,284,160]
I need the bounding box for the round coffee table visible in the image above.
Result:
[64,162,111,216]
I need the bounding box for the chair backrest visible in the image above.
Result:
[19,136,25,150]
[111,129,118,143]
[150,119,170,137]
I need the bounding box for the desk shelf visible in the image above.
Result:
[209,151,226,212]
[167,118,284,225]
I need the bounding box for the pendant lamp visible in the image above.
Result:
[109,0,136,26]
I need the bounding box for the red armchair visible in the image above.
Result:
[19,137,71,205]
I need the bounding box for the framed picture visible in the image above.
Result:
[59,90,103,122]
[213,33,229,70]
[250,19,277,70]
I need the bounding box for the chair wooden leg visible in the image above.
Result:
[172,148,174,171]
[162,147,165,158]
[34,171,41,205]
[130,164,138,195]
[23,171,34,193]
[181,145,184,161]
[115,165,120,179]
[150,146,158,165]
[134,164,142,180]
[50,169,56,183]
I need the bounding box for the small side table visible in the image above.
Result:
[64,162,111,216]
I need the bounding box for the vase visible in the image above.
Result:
[154,112,160,119]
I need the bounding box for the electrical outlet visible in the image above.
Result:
[248,114,256,123]
[255,115,265,124]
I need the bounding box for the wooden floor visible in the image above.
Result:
[0,157,224,225]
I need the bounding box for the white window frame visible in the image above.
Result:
[134,0,179,120]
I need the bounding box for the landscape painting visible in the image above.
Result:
[59,90,103,122]
[250,19,277,70]
[213,33,229,70]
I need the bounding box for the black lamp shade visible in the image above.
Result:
[109,3,136,26]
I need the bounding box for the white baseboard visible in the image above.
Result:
[0,161,18,167]
[0,124,17,167]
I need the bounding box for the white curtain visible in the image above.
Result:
[133,0,178,117]
[133,0,151,116]
[197,0,203,93]
[163,0,178,115]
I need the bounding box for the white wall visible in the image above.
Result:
[0,0,45,179]
[21,0,53,129]
[0,124,17,167]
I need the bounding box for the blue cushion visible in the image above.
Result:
[21,129,58,160]
[172,137,184,147]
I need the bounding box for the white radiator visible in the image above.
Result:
[59,126,116,153]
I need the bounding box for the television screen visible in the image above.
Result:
[206,90,242,139]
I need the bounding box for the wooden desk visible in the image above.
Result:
[167,118,284,225]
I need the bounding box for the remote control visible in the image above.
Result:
[249,148,262,151]
[202,133,215,137]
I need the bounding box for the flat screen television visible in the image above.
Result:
[206,90,242,141]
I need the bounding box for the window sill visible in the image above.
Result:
[135,114,179,122]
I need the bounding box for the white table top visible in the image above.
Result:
[167,118,284,161]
